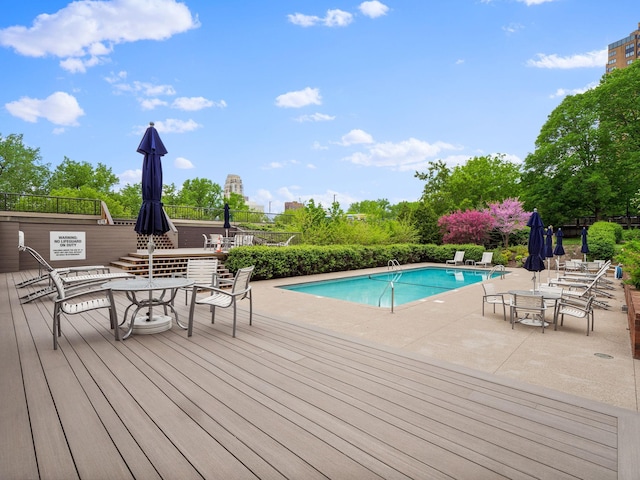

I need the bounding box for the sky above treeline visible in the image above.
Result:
[1,0,636,212]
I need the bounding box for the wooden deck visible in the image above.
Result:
[3,270,640,480]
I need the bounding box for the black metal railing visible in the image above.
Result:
[0,192,102,215]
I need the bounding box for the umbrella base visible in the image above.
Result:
[130,314,172,335]
[520,318,549,328]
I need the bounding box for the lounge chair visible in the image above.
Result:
[549,263,613,300]
[482,282,507,321]
[266,235,296,247]
[18,244,134,303]
[49,269,119,350]
[187,265,254,338]
[446,251,465,266]
[548,270,611,309]
[476,252,493,268]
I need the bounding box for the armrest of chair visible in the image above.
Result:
[56,286,112,303]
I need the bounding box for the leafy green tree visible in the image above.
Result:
[178,177,222,208]
[49,185,127,217]
[0,133,50,194]
[114,183,142,217]
[48,157,119,193]
[415,155,521,215]
[348,199,393,220]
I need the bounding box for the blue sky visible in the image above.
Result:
[0,1,636,213]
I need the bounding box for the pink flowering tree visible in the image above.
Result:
[438,209,495,245]
[487,198,530,248]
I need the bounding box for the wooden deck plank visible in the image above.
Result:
[6,273,79,480]
[0,274,40,480]
[4,270,640,479]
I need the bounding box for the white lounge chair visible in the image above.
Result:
[446,251,465,266]
[477,252,493,268]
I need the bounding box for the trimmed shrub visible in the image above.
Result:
[587,222,618,260]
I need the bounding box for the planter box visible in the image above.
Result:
[624,284,640,359]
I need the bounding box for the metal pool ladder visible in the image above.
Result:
[379,259,402,312]
[489,264,506,279]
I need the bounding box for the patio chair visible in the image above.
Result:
[202,233,214,250]
[187,265,255,338]
[476,252,493,268]
[482,282,507,321]
[49,269,119,350]
[266,234,296,247]
[555,294,595,335]
[510,293,547,332]
[446,251,465,266]
[172,258,219,304]
[549,265,613,302]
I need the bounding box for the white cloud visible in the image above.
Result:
[174,157,194,169]
[359,1,389,18]
[5,91,84,126]
[288,9,353,27]
[517,0,556,5]
[343,138,460,171]
[340,129,374,146]
[118,168,142,186]
[171,96,223,111]
[295,112,335,122]
[275,87,321,108]
[287,13,321,27]
[312,141,328,150]
[138,118,201,134]
[549,81,598,98]
[527,49,607,68]
[0,0,200,73]
[139,98,168,110]
[502,23,524,35]
[324,9,353,27]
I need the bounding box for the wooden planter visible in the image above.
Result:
[624,284,640,359]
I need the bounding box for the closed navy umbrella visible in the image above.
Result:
[581,227,590,262]
[223,203,231,237]
[545,226,554,281]
[524,208,546,291]
[554,227,565,274]
[134,122,169,323]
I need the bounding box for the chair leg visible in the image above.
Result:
[248,292,253,326]
[482,301,485,316]
[53,305,60,350]
[188,298,196,337]
[232,301,237,337]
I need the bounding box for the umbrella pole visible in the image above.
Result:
[148,235,154,322]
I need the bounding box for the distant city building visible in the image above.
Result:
[606,22,640,73]
[285,201,304,211]
[224,174,246,200]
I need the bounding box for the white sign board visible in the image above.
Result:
[50,231,86,260]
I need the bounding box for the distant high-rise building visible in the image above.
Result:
[224,174,245,200]
[606,22,640,73]
[285,201,304,211]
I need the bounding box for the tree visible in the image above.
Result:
[415,155,522,215]
[522,61,640,224]
[438,209,495,245]
[0,133,50,194]
[487,198,530,248]
[348,199,393,220]
[177,177,222,208]
[48,157,119,193]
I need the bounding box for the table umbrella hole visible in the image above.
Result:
[130,315,172,335]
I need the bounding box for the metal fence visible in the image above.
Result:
[0,192,102,215]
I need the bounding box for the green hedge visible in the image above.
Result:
[587,222,619,260]
[223,243,494,280]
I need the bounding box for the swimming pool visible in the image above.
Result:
[279,266,505,307]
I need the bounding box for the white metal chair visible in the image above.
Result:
[49,270,119,350]
[173,258,219,304]
[510,293,547,332]
[446,251,465,266]
[555,295,595,335]
[482,283,507,321]
[202,233,214,250]
[188,265,255,338]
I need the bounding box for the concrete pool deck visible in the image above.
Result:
[251,263,640,412]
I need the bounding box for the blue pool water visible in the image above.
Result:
[279,267,504,307]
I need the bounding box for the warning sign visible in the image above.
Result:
[50,231,86,260]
